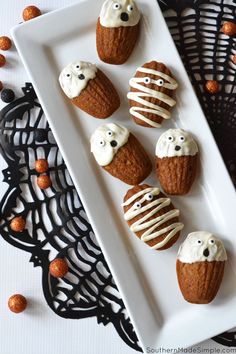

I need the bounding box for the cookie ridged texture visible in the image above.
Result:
[96,18,140,65]
[156,155,198,195]
[72,69,120,118]
[129,61,177,128]
[123,184,181,250]
[176,260,225,304]
[104,135,152,185]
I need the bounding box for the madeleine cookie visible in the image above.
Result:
[122,184,184,250]
[156,129,198,195]
[91,123,152,185]
[177,231,227,304]
[59,61,120,118]
[127,61,178,128]
[96,0,140,65]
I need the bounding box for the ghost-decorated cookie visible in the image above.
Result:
[156,129,199,195]
[96,0,141,64]
[176,231,227,304]
[128,61,178,128]
[59,60,120,118]
[91,123,152,185]
[122,184,184,250]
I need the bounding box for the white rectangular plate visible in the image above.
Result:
[12,0,236,352]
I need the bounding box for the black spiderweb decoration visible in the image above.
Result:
[160,0,236,186]
[0,0,235,352]
[0,83,141,352]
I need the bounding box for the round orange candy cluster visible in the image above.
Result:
[8,294,27,313]
[0,36,12,51]
[205,80,220,94]
[10,216,26,232]
[23,6,41,21]
[49,258,69,278]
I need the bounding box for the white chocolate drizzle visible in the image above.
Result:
[127,67,178,128]
[122,187,184,249]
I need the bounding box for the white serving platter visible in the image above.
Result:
[11,0,236,352]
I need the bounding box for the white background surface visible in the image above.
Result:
[0,1,234,354]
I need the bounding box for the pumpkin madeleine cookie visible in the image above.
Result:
[91,123,152,185]
[122,184,184,250]
[59,60,120,119]
[177,231,227,304]
[127,61,178,128]
[96,0,141,65]
[156,129,199,195]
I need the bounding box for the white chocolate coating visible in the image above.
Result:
[178,231,227,264]
[155,129,199,158]
[122,187,184,250]
[127,66,178,128]
[59,61,97,99]
[100,0,140,28]
[91,123,130,166]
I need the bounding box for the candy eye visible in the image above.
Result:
[145,193,153,201]
[179,136,185,143]
[196,239,202,245]
[76,65,80,69]
[113,3,121,10]
[134,202,141,210]
[144,77,151,84]
[98,140,105,147]
[167,135,174,142]
[66,73,71,78]
[106,130,114,137]
[209,239,215,245]
[157,79,164,86]
[127,4,134,11]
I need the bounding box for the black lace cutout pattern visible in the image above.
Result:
[0,84,141,352]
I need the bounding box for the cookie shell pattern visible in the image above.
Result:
[96,19,140,65]
[176,232,227,304]
[122,184,184,249]
[156,129,198,195]
[96,0,140,64]
[128,61,178,128]
[91,124,152,185]
[59,61,120,118]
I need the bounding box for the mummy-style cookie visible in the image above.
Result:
[176,231,227,304]
[59,60,120,118]
[156,129,199,195]
[122,184,184,250]
[96,0,141,65]
[91,123,152,185]
[128,61,178,128]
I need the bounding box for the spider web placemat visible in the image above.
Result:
[0,0,236,352]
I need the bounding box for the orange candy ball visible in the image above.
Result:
[205,80,220,94]
[221,22,236,36]
[49,258,69,278]
[8,294,27,313]
[37,175,51,189]
[35,159,49,173]
[232,54,236,65]
[23,6,41,21]
[10,216,26,232]
[0,36,12,51]
[0,54,6,67]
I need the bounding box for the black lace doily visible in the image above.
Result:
[0,0,235,352]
